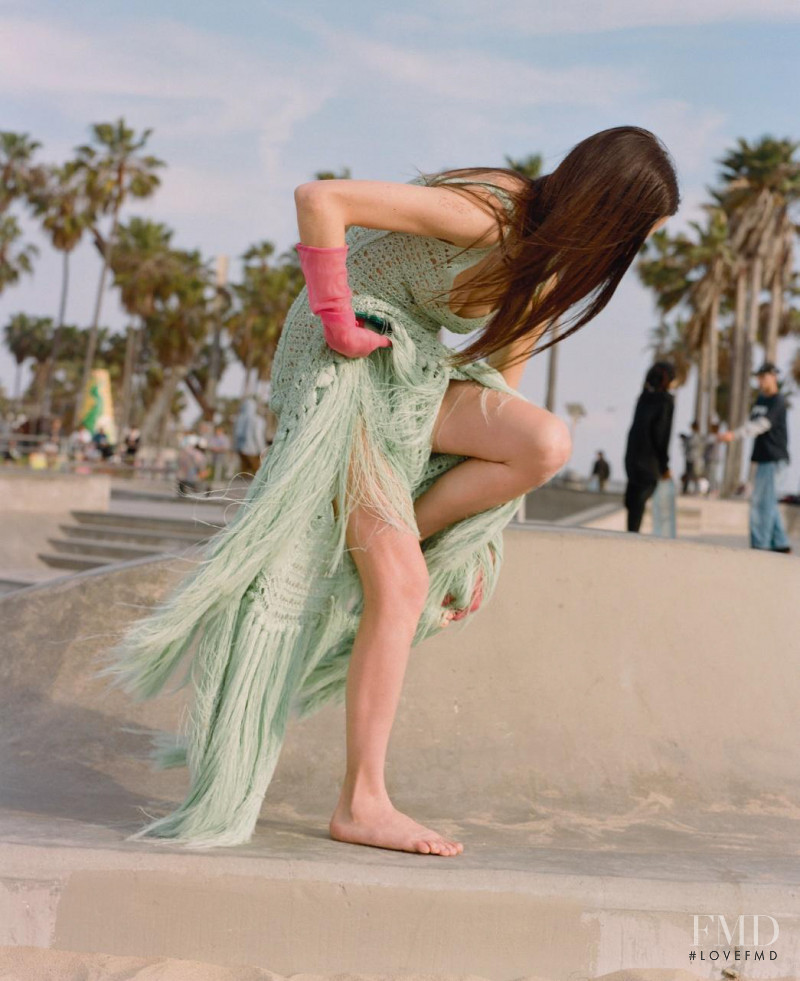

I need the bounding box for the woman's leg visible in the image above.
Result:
[414,381,572,542]
[329,500,464,856]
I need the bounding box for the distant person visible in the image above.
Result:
[233,396,267,475]
[703,420,721,495]
[718,361,791,553]
[624,361,676,533]
[41,419,63,467]
[679,420,704,494]
[208,425,231,483]
[91,426,114,461]
[176,435,208,495]
[591,451,611,492]
[68,425,92,460]
[123,428,141,464]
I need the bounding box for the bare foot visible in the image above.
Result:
[330,799,464,856]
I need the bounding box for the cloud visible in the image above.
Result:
[644,100,728,174]
[314,29,641,110]
[424,0,800,35]
[0,15,332,171]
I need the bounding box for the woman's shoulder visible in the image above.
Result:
[427,169,528,211]
[427,169,528,192]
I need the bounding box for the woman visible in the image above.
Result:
[624,361,677,532]
[99,126,679,857]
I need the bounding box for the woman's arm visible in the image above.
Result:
[486,326,547,390]
[294,175,520,249]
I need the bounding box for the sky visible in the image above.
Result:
[2,0,800,488]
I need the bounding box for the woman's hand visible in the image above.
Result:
[296,243,391,359]
[323,312,392,358]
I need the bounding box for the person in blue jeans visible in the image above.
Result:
[718,361,792,554]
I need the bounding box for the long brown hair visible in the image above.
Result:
[424,126,680,370]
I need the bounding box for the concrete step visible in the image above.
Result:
[36,553,113,572]
[46,538,163,561]
[71,509,223,536]
[59,523,206,548]
[111,485,247,506]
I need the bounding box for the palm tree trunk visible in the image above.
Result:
[708,289,720,430]
[138,373,172,449]
[13,360,22,406]
[32,362,49,416]
[139,363,188,454]
[118,322,138,435]
[722,264,748,495]
[744,253,762,379]
[157,365,190,463]
[74,209,121,429]
[694,333,708,429]
[766,270,783,363]
[42,249,70,418]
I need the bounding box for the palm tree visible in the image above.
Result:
[73,119,165,427]
[0,133,42,304]
[108,217,179,433]
[136,248,213,451]
[713,136,800,492]
[680,209,733,431]
[227,242,299,398]
[0,216,37,297]
[314,167,352,181]
[3,313,52,406]
[0,132,45,213]
[203,254,231,416]
[638,227,696,394]
[29,161,94,415]
[504,153,543,179]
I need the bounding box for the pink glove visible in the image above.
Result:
[296,243,392,358]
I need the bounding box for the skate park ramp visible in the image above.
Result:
[2,524,800,979]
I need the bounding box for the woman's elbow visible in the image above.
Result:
[294,182,325,213]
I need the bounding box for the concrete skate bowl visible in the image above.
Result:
[2,525,800,979]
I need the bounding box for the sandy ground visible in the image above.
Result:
[0,950,797,981]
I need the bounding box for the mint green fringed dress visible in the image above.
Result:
[100,179,530,848]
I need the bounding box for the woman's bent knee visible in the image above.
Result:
[518,412,572,487]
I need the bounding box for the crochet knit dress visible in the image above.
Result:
[100,178,530,848]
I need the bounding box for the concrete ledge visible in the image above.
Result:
[1,527,799,976]
[0,946,757,981]
[587,494,800,539]
[0,471,110,512]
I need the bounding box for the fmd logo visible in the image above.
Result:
[692,914,780,947]
[688,914,781,964]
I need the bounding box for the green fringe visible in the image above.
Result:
[96,294,526,848]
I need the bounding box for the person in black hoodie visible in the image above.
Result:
[624,361,676,532]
